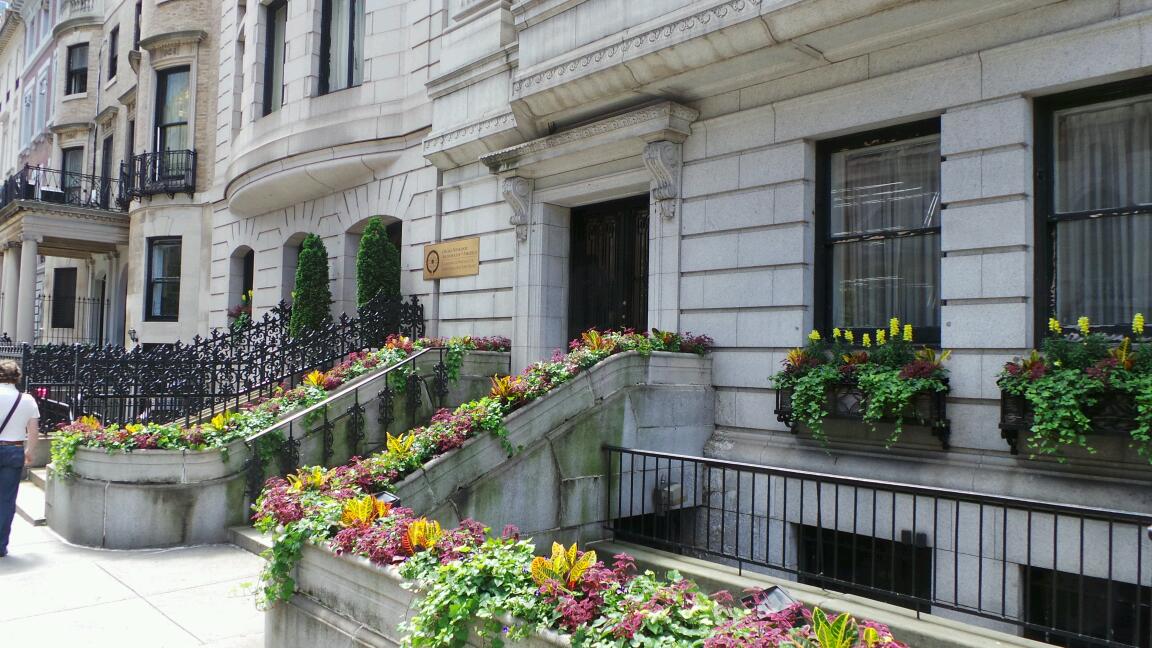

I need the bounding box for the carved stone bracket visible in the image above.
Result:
[501,176,533,242]
[643,141,682,220]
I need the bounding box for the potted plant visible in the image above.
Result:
[772,318,951,448]
[997,314,1152,460]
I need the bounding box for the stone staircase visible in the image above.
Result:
[16,467,47,526]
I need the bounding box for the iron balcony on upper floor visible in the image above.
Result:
[0,165,128,213]
[121,150,197,199]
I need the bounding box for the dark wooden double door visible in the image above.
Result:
[568,195,649,341]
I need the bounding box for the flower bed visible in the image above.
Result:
[998,315,1151,460]
[253,329,712,600]
[771,319,950,447]
[50,335,512,474]
[257,492,907,647]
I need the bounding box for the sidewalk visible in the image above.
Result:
[0,515,265,648]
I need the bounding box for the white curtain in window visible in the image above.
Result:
[328,0,350,91]
[1054,95,1152,325]
[829,136,941,330]
[351,0,363,86]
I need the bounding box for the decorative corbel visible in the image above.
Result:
[642,141,682,220]
[501,176,533,242]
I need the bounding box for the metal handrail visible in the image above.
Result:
[246,347,436,446]
[602,445,1152,524]
[603,445,1152,648]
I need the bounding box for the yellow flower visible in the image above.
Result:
[808,330,821,343]
[889,317,900,338]
[1048,318,1062,334]
[1134,313,1145,336]
[844,330,855,344]
[1078,316,1091,336]
[902,324,913,343]
[876,330,886,345]
[862,333,872,348]
[832,328,841,339]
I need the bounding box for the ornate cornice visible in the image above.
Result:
[480,102,698,172]
[423,112,517,154]
[500,176,533,242]
[511,0,763,97]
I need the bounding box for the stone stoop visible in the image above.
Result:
[229,525,273,557]
[16,468,47,525]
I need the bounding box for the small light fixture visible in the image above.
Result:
[373,490,400,506]
[742,584,797,616]
[127,328,138,343]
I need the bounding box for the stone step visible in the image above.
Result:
[15,475,46,526]
[229,525,273,557]
[26,467,47,489]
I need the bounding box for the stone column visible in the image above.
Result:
[15,236,38,343]
[2,243,20,339]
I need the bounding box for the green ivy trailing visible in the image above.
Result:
[999,314,1152,460]
[771,318,950,447]
[289,234,333,337]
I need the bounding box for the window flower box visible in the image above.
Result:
[775,380,951,450]
[770,319,952,449]
[999,389,1139,455]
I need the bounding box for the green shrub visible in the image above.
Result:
[289,234,333,336]
[356,217,401,308]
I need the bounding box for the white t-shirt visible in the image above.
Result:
[0,383,40,442]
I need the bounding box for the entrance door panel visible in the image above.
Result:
[568,195,649,340]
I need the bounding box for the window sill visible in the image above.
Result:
[315,82,362,99]
[104,76,117,91]
[143,317,179,323]
[62,92,88,102]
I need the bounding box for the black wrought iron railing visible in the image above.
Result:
[604,446,1152,648]
[121,149,196,199]
[33,295,110,346]
[241,345,451,502]
[22,292,425,430]
[0,164,126,212]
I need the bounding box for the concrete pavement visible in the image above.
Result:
[0,515,265,648]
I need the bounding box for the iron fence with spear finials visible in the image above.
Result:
[20,292,425,431]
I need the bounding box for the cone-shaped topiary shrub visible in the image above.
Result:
[356,217,401,308]
[289,234,333,336]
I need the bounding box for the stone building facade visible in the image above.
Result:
[1,0,1150,640]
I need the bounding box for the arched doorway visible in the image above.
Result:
[228,246,255,322]
[281,233,309,304]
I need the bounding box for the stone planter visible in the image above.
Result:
[774,380,951,449]
[47,350,509,549]
[70,439,250,483]
[267,543,569,648]
[999,389,1137,454]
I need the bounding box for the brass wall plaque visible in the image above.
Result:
[423,237,480,280]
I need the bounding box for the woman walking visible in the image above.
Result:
[0,359,40,557]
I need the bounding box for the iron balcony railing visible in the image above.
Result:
[604,445,1152,648]
[121,150,196,199]
[0,164,127,212]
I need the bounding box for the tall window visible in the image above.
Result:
[1036,78,1152,333]
[816,119,942,343]
[146,237,181,321]
[263,0,287,115]
[319,0,363,95]
[61,147,85,203]
[66,44,89,95]
[155,67,190,153]
[108,27,119,78]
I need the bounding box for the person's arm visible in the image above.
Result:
[23,418,39,467]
